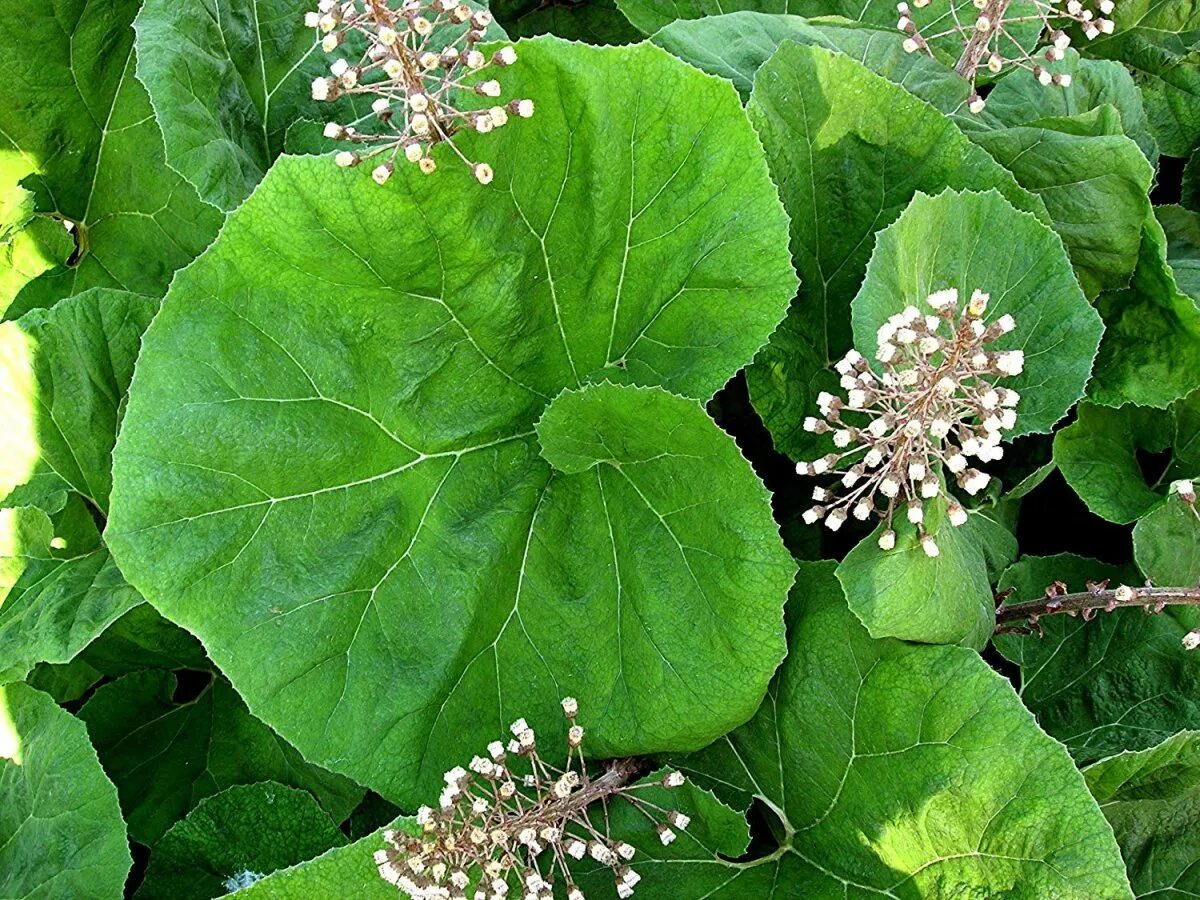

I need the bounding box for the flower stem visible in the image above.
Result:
[995,584,1200,632]
[954,0,1012,80]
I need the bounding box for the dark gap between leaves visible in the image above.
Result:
[171,668,214,705]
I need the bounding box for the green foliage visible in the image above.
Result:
[4,3,1199,895]
[660,563,1132,897]
[0,0,222,314]
[0,500,142,685]
[107,39,798,806]
[1079,1,1200,157]
[1088,211,1200,409]
[837,502,1015,647]
[1054,393,1200,523]
[0,682,132,898]
[1085,731,1200,898]
[78,670,363,844]
[995,555,1200,763]
[742,42,1040,463]
[232,824,418,898]
[136,782,348,899]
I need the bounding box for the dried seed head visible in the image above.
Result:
[375,700,684,899]
[897,0,1116,110]
[797,288,1024,550]
[304,0,534,183]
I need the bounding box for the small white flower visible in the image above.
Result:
[995,350,1025,376]
[927,288,958,309]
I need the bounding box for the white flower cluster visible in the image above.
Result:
[306,0,534,184]
[375,698,687,900]
[797,287,1023,557]
[897,0,1116,113]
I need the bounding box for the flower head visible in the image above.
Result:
[897,0,1115,113]
[375,699,686,899]
[306,0,534,182]
[796,288,1023,556]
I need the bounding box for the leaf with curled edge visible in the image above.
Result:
[1054,391,1200,524]
[1085,731,1200,899]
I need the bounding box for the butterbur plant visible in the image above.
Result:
[3,0,1200,896]
[308,0,534,183]
[375,699,685,899]
[797,287,1020,556]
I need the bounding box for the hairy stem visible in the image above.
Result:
[995,584,1200,630]
[955,0,1012,80]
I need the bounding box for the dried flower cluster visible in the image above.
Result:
[375,698,688,899]
[305,0,534,185]
[797,288,1023,557]
[897,0,1117,113]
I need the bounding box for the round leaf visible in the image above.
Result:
[851,188,1103,438]
[108,37,798,805]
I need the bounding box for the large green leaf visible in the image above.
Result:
[78,670,364,845]
[742,42,1042,463]
[835,187,1099,644]
[0,288,155,513]
[137,782,348,900]
[0,0,223,314]
[1089,211,1200,408]
[1084,731,1200,899]
[994,554,1200,763]
[133,0,328,211]
[0,499,142,685]
[630,562,1134,897]
[1054,393,1200,523]
[968,112,1152,300]
[0,682,131,898]
[107,37,798,806]
[1080,2,1200,157]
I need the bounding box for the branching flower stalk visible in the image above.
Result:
[995,480,1200,647]
[796,288,1023,557]
[897,0,1117,112]
[375,698,689,899]
[306,0,535,185]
